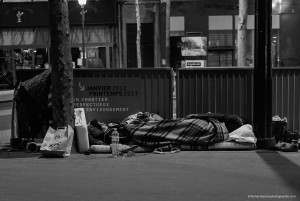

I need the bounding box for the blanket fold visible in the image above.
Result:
[122,115,229,148]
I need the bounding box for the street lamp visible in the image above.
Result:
[78,0,87,67]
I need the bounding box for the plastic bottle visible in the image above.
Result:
[110,128,119,157]
[90,145,111,153]
[75,125,90,153]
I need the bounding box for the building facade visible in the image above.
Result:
[1,0,300,75]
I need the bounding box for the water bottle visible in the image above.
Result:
[110,128,119,157]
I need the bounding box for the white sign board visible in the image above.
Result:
[185,60,206,68]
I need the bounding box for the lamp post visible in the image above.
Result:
[78,0,87,67]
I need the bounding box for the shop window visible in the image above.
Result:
[0,49,13,89]
[0,50,10,75]
[208,30,234,67]
[13,48,49,69]
[271,30,279,67]
[87,46,106,68]
[3,0,32,2]
[14,49,33,69]
[35,48,49,68]
[278,13,300,67]
[208,51,233,67]
[209,30,233,48]
[71,46,109,68]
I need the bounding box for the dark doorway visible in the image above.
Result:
[170,36,183,70]
[127,23,154,68]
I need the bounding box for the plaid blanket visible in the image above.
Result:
[122,117,229,148]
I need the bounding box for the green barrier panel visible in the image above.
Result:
[16,68,173,123]
[176,67,300,131]
[272,67,300,132]
[73,68,174,122]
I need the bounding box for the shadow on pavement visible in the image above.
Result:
[0,149,42,159]
[256,150,300,193]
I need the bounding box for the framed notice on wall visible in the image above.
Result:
[181,37,207,57]
[73,77,141,123]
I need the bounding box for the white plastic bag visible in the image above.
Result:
[40,125,74,157]
[227,124,257,144]
[74,108,90,153]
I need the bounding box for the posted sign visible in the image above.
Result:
[185,60,206,68]
[73,77,141,123]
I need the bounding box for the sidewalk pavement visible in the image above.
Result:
[1,126,300,201]
[1,90,300,201]
[0,148,300,201]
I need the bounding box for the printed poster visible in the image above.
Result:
[73,77,141,123]
[181,37,207,56]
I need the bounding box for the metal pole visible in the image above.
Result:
[10,50,21,149]
[254,0,273,149]
[165,0,170,67]
[81,5,86,67]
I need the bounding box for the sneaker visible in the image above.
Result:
[273,141,286,150]
[281,143,299,152]
[284,130,300,143]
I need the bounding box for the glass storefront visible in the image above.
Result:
[71,46,110,68]
[169,0,300,68]
[1,0,300,74]
[13,48,49,69]
[0,0,116,88]
[0,45,113,89]
[0,46,112,70]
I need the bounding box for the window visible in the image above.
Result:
[0,49,12,87]
[208,13,279,67]
[13,48,49,69]
[71,46,111,68]
[208,16,235,67]
[87,46,107,68]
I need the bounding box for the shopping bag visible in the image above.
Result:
[40,125,74,157]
